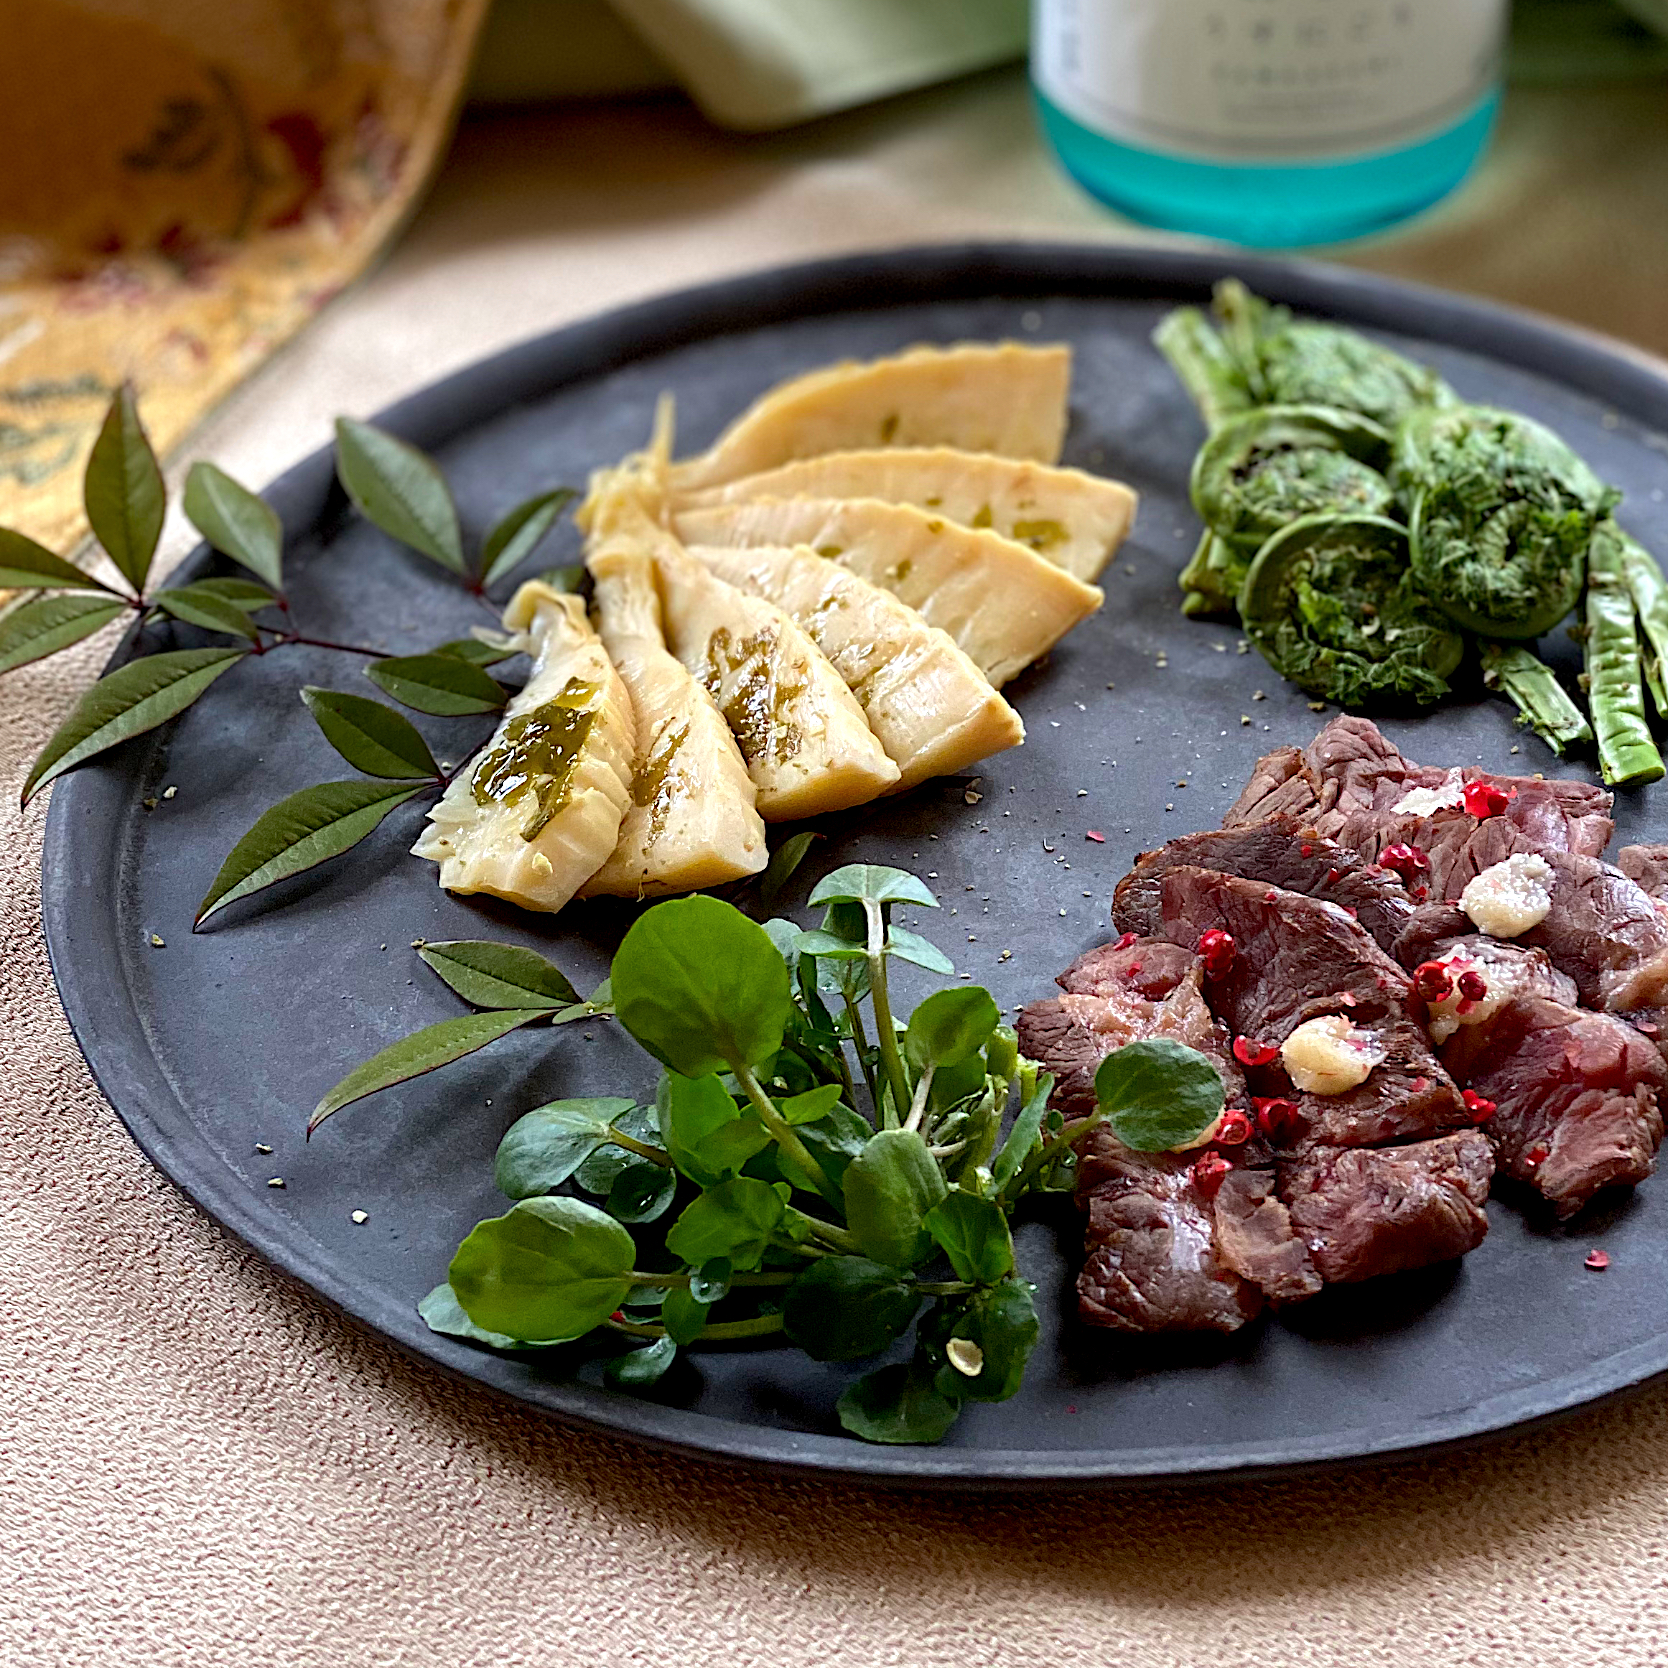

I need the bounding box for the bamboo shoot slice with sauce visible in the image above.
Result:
[668,343,1071,493]
[411,581,634,911]
[675,497,1103,688]
[650,539,899,819]
[581,543,768,897]
[692,542,1024,790]
[676,447,1136,583]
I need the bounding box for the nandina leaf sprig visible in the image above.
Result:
[7,389,574,911]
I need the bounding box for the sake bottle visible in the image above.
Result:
[1031,0,1509,246]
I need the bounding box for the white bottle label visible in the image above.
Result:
[1033,0,1507,163]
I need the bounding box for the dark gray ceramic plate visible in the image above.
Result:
[41,245,1668,1488]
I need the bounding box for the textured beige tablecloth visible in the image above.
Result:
[9,70,1668,1668]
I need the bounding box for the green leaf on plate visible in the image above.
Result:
[365,652,506,715]
[657,1071,769,1186]
[922,1190,1014,1286]
[334,416,465,574]
[84,384,165,593]
[613,894,793,1077]
[782,1256,921,1362]
[417,939,580,1010]
[574,1104,661,1195]
[905,986,999,1071]
[842,1128,948,1270]
[301,686,439,780]
[837,1359,962,1445]
[308,1007,549,1134]
[779,1083,844,1126]
[418,1282,528,1350]
[151,584,262,640]
[930,1277,1039,1404]
[430,636,519,668]
[660,1286,711,1345]
[604,1158,677,1224]
[481,488,575,586]
[991,1070,1053,1195]
[604,1335,677,1386]
[196,777,426,926]
[189,576,279,610]
[183,460,284,589]
[448,1196,635,1342]
[22,646,245,806]
[885,927,955,976]
[0,594,127,676]
[494,1097,635,1198]
[809,863,938,910]
[759,830,818,909]
[663,1177,784,1272]
[0,527,118,593]
[1095,1037,1225,1154]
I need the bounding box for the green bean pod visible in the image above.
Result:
[1478,641,1593,757]
[1238,513,1465,709]
[1585,520,1664,786]
[1394,405,1618,640]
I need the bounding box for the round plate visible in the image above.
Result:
[41,244,1668,1488]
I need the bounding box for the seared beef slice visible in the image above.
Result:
[1442,997,1667,1218]
[1112,818,1413,955]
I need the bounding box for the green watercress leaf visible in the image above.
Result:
[0,594,127,675]
[1095,1038,1225,1154]
[759,830,817,909]
[22,646,246,806]
[688,1258,732,1305]
[664,1177,784,1272]
[991,1071,1053,1195]
[573,1103,661,1194]
[922,1190,1014,1285]
[365,652,506,715]
[905,987,999,1070]
[658,1070,770,1185]
[494,1097,634,1198]
[334,416,465,574]
[196,777,425,926]
[418,1282,528,1350]
[885,928,955,976]
[0,527,117,592]
[931,1277,1038,1403]
[842,1128,948,1270]
[781,1256,921,1361]
[809,864,937,910]
[183,460,283,589]
[661,1287,711,1345]
[302,686,439,780]
[792,929,866,961]
[604,1335,677,1386]
[613,895,793,1077]
[793,1101,874,1190]
[151,584,262,640]
[837,1360,963,1445]
[605,1158,677,1224]
[418,939,580,1010]
[481,488,575,586]
[780,1084,844,1126]
[448,1195,634,1342]
[308,1008,546,1134]
[84,384,164,592]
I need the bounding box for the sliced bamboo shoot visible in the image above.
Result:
[412,581,634,911]
[650,538,899,819]
[581,543,768,897]
[693,543,1024,790]
[669,343,1071,492]
[675,497,1103,688]
[676,446,1135,583]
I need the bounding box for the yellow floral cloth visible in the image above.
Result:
[0,0,490,553]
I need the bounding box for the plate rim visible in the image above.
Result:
[39,239,1668,1488]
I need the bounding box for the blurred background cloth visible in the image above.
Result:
[2,0,1663,547]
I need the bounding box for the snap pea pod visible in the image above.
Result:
[1394,405,1618,640]
[1238,513,1465,709]
[1478,642,1593,757]
[1585,520,1665,786]
[1620,529,1668,720]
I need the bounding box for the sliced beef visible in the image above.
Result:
[1153,867,1470,1148]
[1111,818,1413,954]
[1619,844,1668,900]
[1017,937,1244,1122]
[1074,1136,1264,1333]
[1442,996,1667,1218]
[1214,1169,1323,1302]
[1225,718,1613,882]
[1280,1132,1493,1282]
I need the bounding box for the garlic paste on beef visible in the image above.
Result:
[1281,1015,1386,1094]
[1459,853,1554,938]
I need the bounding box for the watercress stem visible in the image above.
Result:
[609,1128,673,1167]
[734,1061,844,1208]
[911,1279,975,1297]
[1003,1109,1104,1204]
[626,1268,793,1288]
[605,1314,787,1342]
[903,1064,934,1134]
[864,902,910,1129]
[842,994,879,1111]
